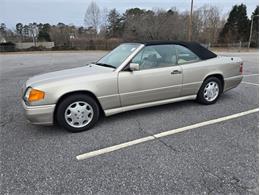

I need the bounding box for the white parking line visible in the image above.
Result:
[76,108,259,160]
[243,74,259,77]
[242,81,259,86]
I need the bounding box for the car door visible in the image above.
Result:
[118,44,183,107]
[174,45,203,97]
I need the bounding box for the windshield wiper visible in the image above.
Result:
[95,62,116,69]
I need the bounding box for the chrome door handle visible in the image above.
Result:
[171,70,182,74]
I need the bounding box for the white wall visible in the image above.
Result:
[16,42,54,49]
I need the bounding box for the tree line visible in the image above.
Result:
[0,3,258,50]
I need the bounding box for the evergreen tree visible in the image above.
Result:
[16,23,23,36]
[250,6,259,47]
[124,8,145,16]
[38,31,51,41]
[107,9,123,37]
[38,23,51,41]
[0,23,6,34]
[219,4,250,43]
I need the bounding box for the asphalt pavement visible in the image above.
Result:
[0,51,259,194]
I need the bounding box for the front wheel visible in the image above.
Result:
[56,94,100,132]
[197,77,222,105]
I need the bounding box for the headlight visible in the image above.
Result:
[24,87,45,102]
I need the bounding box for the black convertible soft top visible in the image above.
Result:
[142,41,217,60]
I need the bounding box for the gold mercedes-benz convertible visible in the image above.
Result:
[22,41,243,132]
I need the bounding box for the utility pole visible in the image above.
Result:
[248,15,259,49]
[188,0,194,41]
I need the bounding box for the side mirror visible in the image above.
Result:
[129,63,140,71]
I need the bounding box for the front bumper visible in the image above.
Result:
[22,101,55,125]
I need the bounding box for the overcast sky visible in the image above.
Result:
[1,0,259,29]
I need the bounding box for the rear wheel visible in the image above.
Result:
[56,94,100,132]
[197,77,222,105]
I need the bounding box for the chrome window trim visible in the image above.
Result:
[177,59,201,65]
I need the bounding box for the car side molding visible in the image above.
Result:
[104,95,197,116]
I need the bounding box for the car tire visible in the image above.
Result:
[197,77,222,105]
[56,94,100,133]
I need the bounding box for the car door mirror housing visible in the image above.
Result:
[129,63,140,71]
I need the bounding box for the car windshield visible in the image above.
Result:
[96,43,141,68]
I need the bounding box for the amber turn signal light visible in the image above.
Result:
[28,89,45,102]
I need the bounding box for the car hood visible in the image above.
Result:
[26,64,114,87]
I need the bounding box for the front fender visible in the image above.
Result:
[29,73,120,110]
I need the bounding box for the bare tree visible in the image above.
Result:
[193,5,221,43]
[49,24,77,47]
[100,8,109,27]
[84,1,101,32]
[28,23,38,46]
[99,8,109,38]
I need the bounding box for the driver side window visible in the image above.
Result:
[132,45,177,70]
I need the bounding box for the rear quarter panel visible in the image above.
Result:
[181,56,242,96]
